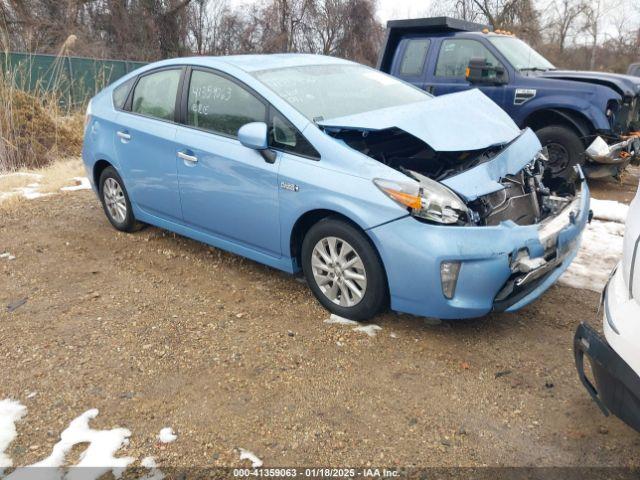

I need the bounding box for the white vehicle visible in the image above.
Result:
[575,181,640,433]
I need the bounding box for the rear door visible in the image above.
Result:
[430,38,507,106]
[174,68,281,256]
[114,67,184,221]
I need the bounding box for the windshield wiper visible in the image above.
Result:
[519,67,550,72]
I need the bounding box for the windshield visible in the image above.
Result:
[252,64,429,121]
[488,37,555,71]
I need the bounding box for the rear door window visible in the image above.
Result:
[399,39,430,76]
[435,39,500,78]
[131,69,182,121]
[187,70,266,137]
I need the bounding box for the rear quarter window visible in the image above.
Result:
[112,77,135,110]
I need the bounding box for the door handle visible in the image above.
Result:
[178,151,198,163]
[117,131,131,141]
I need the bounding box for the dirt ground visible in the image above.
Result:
[1,167,639,470]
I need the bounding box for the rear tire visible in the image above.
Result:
[535,125,584,179]
[99,166,143,232]
[301,217,388,321]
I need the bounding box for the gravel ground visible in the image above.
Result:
[1,169,639,470]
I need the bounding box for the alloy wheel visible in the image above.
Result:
[103,177,127,224]
[311,236,367,307]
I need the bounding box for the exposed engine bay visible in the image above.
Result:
[468,160,575,226]
[329,127,505,181]
[328,127,578,227]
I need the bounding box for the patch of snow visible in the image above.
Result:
[140,456,165,480]
[324,314,382,337]
[353,324,382,337]
[324,314,358,326]
[141,456,157,469]
[26,392,36,399]
[590,198,629,224]
[13,185,49,200]
[559,220,625,292]
[390,332,398,339]
[0,399,27,468]
[0,183,51,202]
[24,408,134,480]
[0,253,16,261]
[239,448,263,468]
[157,427,176,444]
[61,177,91,192]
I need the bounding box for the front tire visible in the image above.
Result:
[535,125,584,179]
[99,166,142,232]
[301,217,388,321]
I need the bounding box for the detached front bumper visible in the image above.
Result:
[574,322,640,433]
[368,175,590,319]
[584,134,640,178]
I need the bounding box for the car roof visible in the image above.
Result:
[170,53,355,73]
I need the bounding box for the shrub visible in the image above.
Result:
[0,41,84,171]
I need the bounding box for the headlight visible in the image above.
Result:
[606,99,620,122]
[374,176,468,224]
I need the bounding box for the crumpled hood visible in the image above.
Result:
[441,128,542,201]
[541,70,640,99]
[318,89,521,152]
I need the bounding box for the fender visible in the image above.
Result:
[279,188,408,272]
[514,95,611,132]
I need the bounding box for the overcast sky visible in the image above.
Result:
[376,0,432,24]
[227,0,638,44]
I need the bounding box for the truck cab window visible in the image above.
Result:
[399,39,430,76]
[435,39,500,78]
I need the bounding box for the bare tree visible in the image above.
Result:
[550,0,585,52]
[582,0,601,68]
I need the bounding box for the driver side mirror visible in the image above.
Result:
[238,122,276,164]
[466,57,507,85]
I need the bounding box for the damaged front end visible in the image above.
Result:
[327,125,580,230]
[326,122,588,316]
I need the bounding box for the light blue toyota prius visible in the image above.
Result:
[82,54,590,321]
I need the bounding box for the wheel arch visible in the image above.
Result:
[523,108,595,145]
[289,209,387,281]
[93,159,114,190]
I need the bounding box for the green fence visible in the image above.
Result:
[1,52,147,108]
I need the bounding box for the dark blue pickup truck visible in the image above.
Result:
[378,17,640,179]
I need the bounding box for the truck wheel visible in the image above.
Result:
[535,125,584,179]
[301,217,388,321]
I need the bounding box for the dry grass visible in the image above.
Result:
[0,87,84,171]
[1,37,85,172]
[0,157,86,211]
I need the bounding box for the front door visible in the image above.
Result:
[174,68,281,257]
[430,38,507,106]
